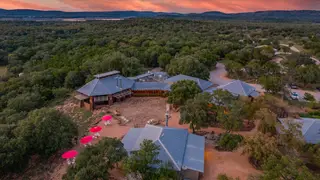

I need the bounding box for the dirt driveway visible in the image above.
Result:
[203,144,261,180]
[167,111,261,180]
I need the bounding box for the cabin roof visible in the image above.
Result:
[278,117,320,144]
[77,74,135,96]
[214,80,259,97]
[122,124,205,173]
[164,74,213,91]
[94,70,120,79]
[132,82,171,91]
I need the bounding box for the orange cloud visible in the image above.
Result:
[0,0,319,13]
[58,0,320,13]
[0,0,52,10]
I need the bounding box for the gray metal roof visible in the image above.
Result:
[216,80,259,97]
[278,118,320,144]
[74,94,89,100]
[77,74,135,96]
[132,82,170,91]
[129,72,154,81]
[182,134,205,172]
[164,74,213,91]
[94,70,120,79]
[121,124,205,172]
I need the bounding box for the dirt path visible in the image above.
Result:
[203,144,261,180]
[210,62,320,101]
[210,63,265,93]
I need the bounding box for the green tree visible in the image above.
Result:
[167,80,201,106]
[225,61,244,78]
[304,93,315,101]
[211,89,236,106]
[243,132,280,167]
[246,60,262,79]
[217,101,245,133]
[217,133,243,151]
[277,119,305,156]
[196,49,218,68]
[123,140,177,180]
[261,155,319,180]
[261,62,280,76]
[158,53,172,69]
[167,55,210,80]
[217,173,240,180]
[180,93,213,133]
[64,71,85,89]
[0,137,28,174]
[63,137,127,180]
[7,92,43,112]
[256,108,277,135]
[92,52,143,77]
[259,76,283,94]
[14,108,78,157]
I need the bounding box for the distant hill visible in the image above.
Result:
[0,9,319,22]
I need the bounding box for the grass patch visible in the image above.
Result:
[300,111,320,119]
[0,66,7,76]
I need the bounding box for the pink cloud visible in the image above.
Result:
[0,0,53,10]
[0,0,319,13]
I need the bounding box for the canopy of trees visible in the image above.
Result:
[123,139,178,180]
[167,80,201,106]
[180,93,214,133]
[63,137,127,180]
[1,108,77,175]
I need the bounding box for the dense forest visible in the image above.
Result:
[0,18,320,178]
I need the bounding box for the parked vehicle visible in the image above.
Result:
[290,84,298,89]
[291,92,299,100]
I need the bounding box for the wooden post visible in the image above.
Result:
[89,97,94,111]
[108,95,113,105]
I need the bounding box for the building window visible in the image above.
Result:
[94,96,108,102]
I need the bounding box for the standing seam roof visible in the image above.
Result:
[164,74,213,91]
[121,125,205,173]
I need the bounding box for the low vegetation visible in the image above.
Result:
[123,140,178,180]
[217,133,243,151]
[63,137,127,180]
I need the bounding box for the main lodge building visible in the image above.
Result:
[75,70,259,111]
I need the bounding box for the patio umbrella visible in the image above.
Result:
[90,126,102,138]
[62,150,78,165]
[80,135,93,146]
[101,115,112,125]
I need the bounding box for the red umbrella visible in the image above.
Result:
[62,150,78,159]
[80,135,93,145]
[101,115,112,121]
[90,126,102,133]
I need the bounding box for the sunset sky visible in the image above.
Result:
[1,0,319,13]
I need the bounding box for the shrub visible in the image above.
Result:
[304,93,315,101]
[217,133,243,151]
[217,173,239,180]
[307,101,320,110]
[52,88,70,99]
[300,111,320,119]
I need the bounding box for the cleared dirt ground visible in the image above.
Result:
[48,97,260,180]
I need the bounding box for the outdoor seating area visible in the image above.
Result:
[61,115,113,165]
